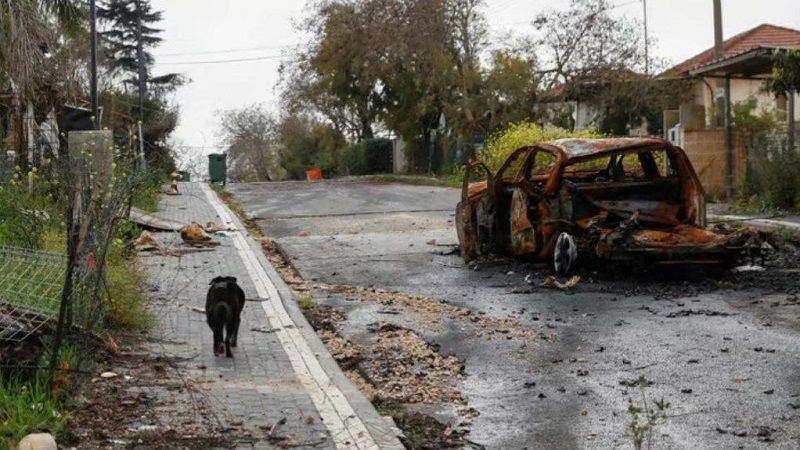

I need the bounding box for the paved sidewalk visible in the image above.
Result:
[139,182,402,449]
[707,203,800,232]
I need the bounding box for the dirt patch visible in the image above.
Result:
[375,400,472,450]
[65,333,262,449]
[362,322,465,405]
[317,284,540,342]
[260,238,307,289]
[304,305,466,406]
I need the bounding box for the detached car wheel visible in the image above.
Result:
[554,232,578,276]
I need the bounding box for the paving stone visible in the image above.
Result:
[140,183,335,449]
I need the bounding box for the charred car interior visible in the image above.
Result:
[456,138,765,273]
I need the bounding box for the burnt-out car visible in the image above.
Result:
[456,138,762,272]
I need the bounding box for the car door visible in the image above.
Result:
[456,160,494,260]
[508,148,558,256]
[457,148,533,259]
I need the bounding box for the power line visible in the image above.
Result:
[157,54,294,65]
[154,44,295,58]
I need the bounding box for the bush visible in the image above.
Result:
[363,138,393,173]
[0,169,58,249]
[481,121,601,172]
[745,133,800,211]
[339,139,393,176]
[339,142,367,175]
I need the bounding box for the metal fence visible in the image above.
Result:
[0,246,65,342]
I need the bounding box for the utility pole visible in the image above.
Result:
[89,0,99,129]
[713,0,733,200]
[789,90,796,153]
[135,0,147,169]
[643,0,649,75]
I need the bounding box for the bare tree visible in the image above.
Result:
[217,105,282,182]
[533,0,644,89]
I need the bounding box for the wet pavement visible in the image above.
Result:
[229,179,800,449]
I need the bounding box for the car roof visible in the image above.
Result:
[536,137,670,160]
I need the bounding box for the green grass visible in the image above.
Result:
[132,183,163,212]
[360,173,461,188]
[0,374,68,446]
[103,253,152,330]
[297,293,315,311]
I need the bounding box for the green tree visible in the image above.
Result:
[768,48,800,95]
[97,0,183,172]
[97,0,182,92]
[277,113,343,179]
[478,49,538,133]
[280,0,389,141]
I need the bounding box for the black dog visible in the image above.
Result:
[206,276,245,357]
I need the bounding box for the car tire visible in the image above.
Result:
[554,232,578,276]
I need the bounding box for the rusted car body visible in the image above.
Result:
[456,138,761,268]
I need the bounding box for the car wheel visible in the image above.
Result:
[554,232,578,276]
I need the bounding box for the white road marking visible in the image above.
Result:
[201,184,379,450]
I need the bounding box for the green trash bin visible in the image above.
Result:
[178,170,190,182]
[208,153,227,184]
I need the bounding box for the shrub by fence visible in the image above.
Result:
[744,130,800,211]
[339,138,393,175]
[363,138,393,173]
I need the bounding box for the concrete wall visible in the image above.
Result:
[392,137,407,173]
[697,78,800,126]
[680,129,748,196]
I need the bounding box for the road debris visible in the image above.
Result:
[541,275,581,289]
[317,284,540,341]
[203,221,228,232]
[180,222,220,247]
[128,207,185,231]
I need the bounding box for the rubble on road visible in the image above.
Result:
[317,284,540,342]
[133,231,162,252]
[541,275,581,289]
[364,325,465,405]
[128,207,184,231]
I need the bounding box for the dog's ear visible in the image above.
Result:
[209,276,238,285]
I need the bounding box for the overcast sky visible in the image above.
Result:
[150,0,800,162]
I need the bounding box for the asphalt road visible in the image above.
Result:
[229,179,800,450]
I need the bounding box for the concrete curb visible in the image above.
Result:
[202,184,404,450]
[709,214,800,232]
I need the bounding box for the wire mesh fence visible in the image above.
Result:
[0,107,155,377]
[0,246,66,342]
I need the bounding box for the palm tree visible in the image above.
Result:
[0,0,84,158]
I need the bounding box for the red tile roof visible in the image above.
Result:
[663,24,800,77]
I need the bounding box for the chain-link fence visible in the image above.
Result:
[0,107,151,380]
[0,246,65,342]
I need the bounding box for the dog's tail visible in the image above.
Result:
[211,302,231,326]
